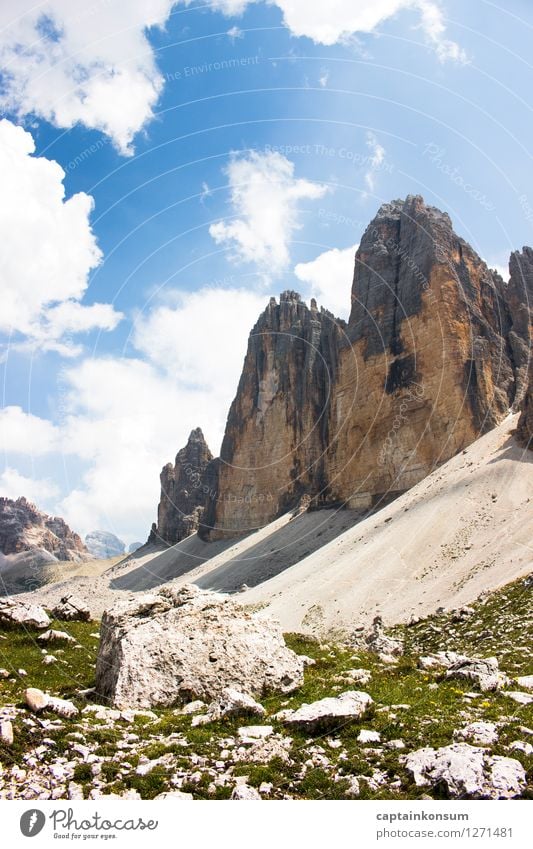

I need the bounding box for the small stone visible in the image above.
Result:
[0,719,14,745]
[516,675,533,691]
[231,784,262,800]
[47,697,79,718]
[455,721,498,746]
[503,691,533,706]
[43,655,58,665]
[282,691,373,732]
[509,740,533,756]
[25,688,49,712]
[38,629,77,645]
[357,729,381,744]
[177,700,205,715]
[238,725,273,740]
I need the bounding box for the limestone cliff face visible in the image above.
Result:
[201,292,344,538]
[506,247,533,408]
[151,428,213,546]
[517,372,533,448]
[325,195,516,509]
[199,196,531,538]
[0,497,88,561]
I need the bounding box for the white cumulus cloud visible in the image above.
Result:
[0,407,60,456]
[0,467,59,504]
[0,1,178,155]
[0,119,122,355]
[29,286,270,539]
[208,0,465,60]
[294,245,358,320]
[209,150,328,273]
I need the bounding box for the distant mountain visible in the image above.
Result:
[85,531,125,559]
[0,497,88,562]
[128,542,143,553]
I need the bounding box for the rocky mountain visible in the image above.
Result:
[150,428,213,546]
[517,373,533,447]
[196,195,532,539]
[0,497,87,562]
[85,531,125,559]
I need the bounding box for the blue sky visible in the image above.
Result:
[0,0,532,544]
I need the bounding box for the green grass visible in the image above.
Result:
[1,574,532,799]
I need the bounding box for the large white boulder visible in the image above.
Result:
[0,599,50,629]
[404,743,526,799]
[281,690,373,732]
[445,656,509,691]
[95,585,304,709]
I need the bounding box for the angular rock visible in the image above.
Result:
[95,585,304,708]
[455,721,498,746]
[282,691,373,732]
[47,697,78,718]
[0,599,50,630]
[516,675,533,691]
[37,629,77,645]
[360,616,403,661]
[358,729,381,743]
[204,688,266,721]
[445,656,509,691]
[231,784,262,800]
[238,725,274,740]
[418,651,468,671]
[404,743,526,799]
[51,595,91,622]
[503,691,533,705]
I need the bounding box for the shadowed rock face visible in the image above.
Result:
[200,292,345,538]
[507,247,533,409]
[0,497,87,561]
[151,428,213,546]
[517,374,533,448]
[199,196,529,538]
[146,196,531,541]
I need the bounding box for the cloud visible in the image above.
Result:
[364,132,386,195]
[0,119,122,355]
[294,245,357,320]
[209,150,328,272]
[0,1,178,155]
[208,0,465,61]
[37,286,268,539]
[0,467,59,504]
[0,407,60,456]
